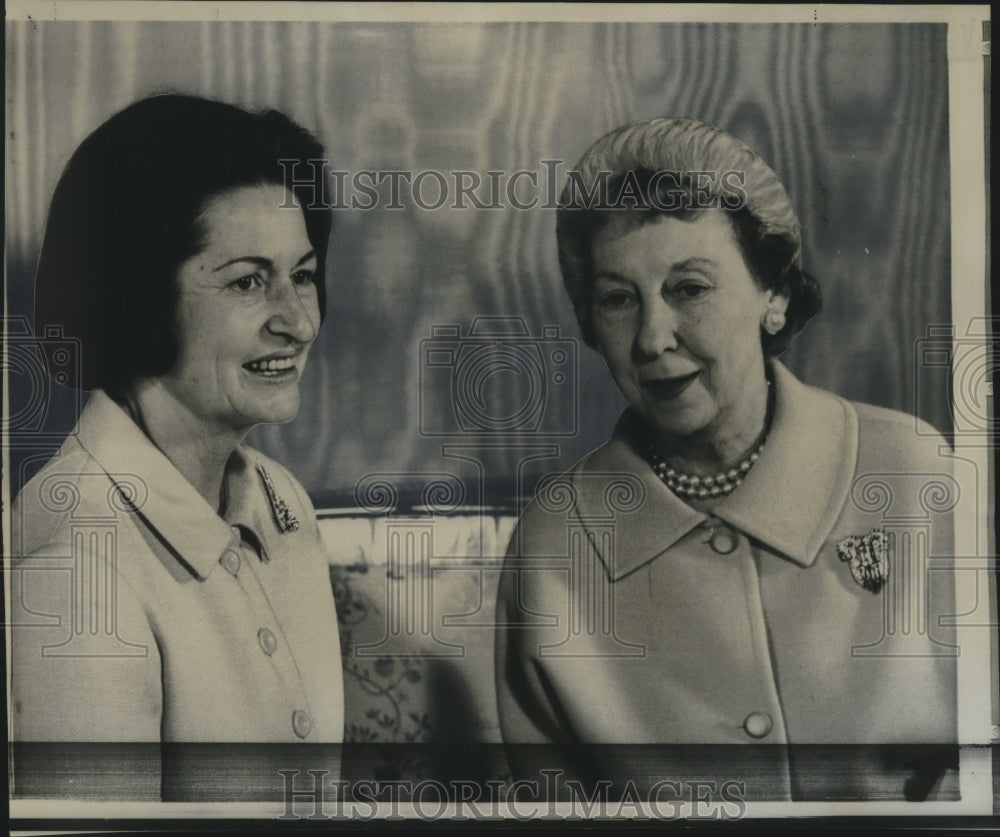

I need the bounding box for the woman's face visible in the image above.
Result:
[590,210,787,443]
[157,183,321,436]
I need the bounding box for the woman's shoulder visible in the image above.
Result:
[849,398,952,470]
[775,362,951,469]
[510,434,635,539]
[12,437,104,555]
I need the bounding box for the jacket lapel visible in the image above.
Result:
[572,362,858,580]
[75,390,235,580]
[221,448,294,563]
[572,429,707,581]
[714,362,857,567]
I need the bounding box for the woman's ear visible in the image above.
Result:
[766,287,790,315]
[761,290,790,335]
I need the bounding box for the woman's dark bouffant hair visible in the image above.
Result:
[34,93,332,394]
[556,117,822,356]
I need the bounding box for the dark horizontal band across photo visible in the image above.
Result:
[10,742,964,805]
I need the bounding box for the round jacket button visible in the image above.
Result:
[709,525,738,554]
[292,709,312,738]
[257,627,278,656]
[743,712,773,738]
[220,549,241,575]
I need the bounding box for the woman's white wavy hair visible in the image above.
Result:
[556,117,808,351]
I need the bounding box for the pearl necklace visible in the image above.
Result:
[647,438,766,500]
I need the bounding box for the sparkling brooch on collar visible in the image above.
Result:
[256,464,299,534]
[836,528,888,593]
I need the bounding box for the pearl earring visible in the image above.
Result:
[762,309,786,335]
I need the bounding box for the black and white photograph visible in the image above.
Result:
[4,1,994,827]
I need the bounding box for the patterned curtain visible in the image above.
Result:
[6,21,951,505]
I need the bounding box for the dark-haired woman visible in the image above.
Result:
[11,94,343,750]
[495,118,957,799]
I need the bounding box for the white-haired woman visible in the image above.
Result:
[496,117,957,801]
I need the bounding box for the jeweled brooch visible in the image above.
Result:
[257,464,299,534]
[836,528,888,593]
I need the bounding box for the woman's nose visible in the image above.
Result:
[634,299,678,360]
[266,281,318,344]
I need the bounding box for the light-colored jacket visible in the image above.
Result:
[10,390,344,745]
[496,362,957,798]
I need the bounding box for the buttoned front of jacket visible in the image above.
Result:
[496,363,957,796]
[11,390,345,746]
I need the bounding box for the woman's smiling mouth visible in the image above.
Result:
[243,354,299,378]
[640,371,700,400]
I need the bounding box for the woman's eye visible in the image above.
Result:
[292,269,316,286]
[670,282,709,300]
[232,274,264,292]
[597,290,634,310]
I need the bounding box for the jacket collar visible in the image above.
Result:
[220,453,284,564]
[75,390,286,579]
[574,361,858,580]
